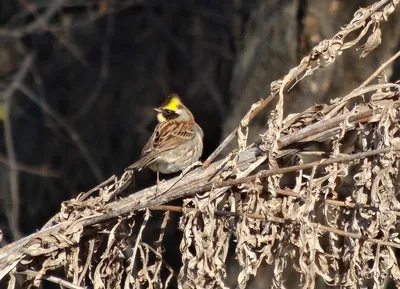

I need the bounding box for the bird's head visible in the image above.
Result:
[154,94,193,122]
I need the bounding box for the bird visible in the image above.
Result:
[127,94,204,184]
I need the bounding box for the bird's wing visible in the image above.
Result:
[128,121,195,169]
[143,121,195,154]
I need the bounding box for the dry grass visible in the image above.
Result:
[1,0,400,288]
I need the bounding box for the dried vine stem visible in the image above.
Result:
[359,50,400,88]
[0,132,397,270]
[147,204,400,249]
[204,0,398,167]
[15,270,85,289]
[1,86,399,287]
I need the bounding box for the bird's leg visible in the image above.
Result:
[156,171,161,194]
[162,161,203,194]
[155,172,168,195]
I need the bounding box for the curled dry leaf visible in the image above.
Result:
[359,25,382,58]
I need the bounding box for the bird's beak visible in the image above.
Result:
[154,108,162,113]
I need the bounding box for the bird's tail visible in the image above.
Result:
[126,159,143,171]
[125,155,155,171]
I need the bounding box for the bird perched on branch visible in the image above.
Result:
[127,94,204,183]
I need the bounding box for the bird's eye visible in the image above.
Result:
[163,109,172,116]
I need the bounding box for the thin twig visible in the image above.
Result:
[0,0,65,37]
[278,101,400,147]
[18,84,103,182]
[16,270,85,289]
[203,94,277,167]
[141,242,176,277]
[147,204,400,249]
[78,176,116,201]
[3,53,35,241]
[66,13,114,121]
[203,128,238,168]
[0,152,61,177]
[359,50,400,88]
[18,0,87,65]
[145,7,226,117]
[160,187,400,216]
[152,184,400,217]
[175,147,393,199]
[77,238,95,286]
[130,209,150,276]
[275,189,400,216]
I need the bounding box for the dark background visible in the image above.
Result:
[0,0,400,263]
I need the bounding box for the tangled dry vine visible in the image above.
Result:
[1,0,400,288]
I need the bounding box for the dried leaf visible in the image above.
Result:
[359,26,382,58]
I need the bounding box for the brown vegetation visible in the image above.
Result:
[1,0,400,288]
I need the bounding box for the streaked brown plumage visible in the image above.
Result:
[127,94,203,180]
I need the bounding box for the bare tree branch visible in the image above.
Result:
[3,53,35,241]
[18,84,104,182]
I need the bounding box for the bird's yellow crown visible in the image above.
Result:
[161,94,181,111]
[156,94,183,123]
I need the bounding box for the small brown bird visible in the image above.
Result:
[127,94,204,183]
